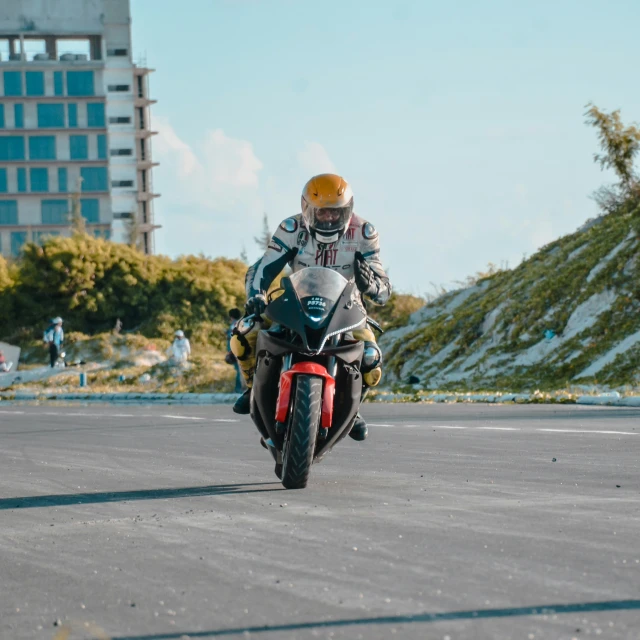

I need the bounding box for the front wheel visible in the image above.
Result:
[281,375,322,489]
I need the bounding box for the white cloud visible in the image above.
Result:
[297,141,337,176]
[153,116,263,209]
[150,126,341,261]
[151,116,266,258]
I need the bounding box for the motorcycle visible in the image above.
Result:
[240,267,381,489]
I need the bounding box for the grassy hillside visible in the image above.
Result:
[381,200,640,391]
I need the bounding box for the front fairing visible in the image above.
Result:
[265,267,366,352]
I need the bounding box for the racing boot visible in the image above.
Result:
[232,388,252,415]
[348,414,368,441]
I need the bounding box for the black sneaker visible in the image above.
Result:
[232,388,252,415]
[349,414,368,441]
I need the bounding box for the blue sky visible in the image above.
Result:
[131,0,640,294]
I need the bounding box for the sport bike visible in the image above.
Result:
[240,267,381,489]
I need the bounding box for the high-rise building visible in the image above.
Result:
[0,0,159,257]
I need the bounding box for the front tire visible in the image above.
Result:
[281,375,322,489]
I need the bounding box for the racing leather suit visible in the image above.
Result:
[230,213,391,387]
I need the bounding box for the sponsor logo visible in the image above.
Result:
[297,230,308,248]
[343,226,356,241]
[315,248,339,266]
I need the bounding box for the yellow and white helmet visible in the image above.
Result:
[301,173,354,243]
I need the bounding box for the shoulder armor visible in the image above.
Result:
[362,222,378,240]
[280,217,298,233]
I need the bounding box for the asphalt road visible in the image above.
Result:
[0,402,638,640]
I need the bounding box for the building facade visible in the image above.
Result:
[0,0,159,257]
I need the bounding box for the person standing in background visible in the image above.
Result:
[44,317,64,368]
[169,330,191,366]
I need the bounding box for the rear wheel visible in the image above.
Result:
[281,375,322,489]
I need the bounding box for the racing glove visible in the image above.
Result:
[245,293,267,318]
[354,252,378,297]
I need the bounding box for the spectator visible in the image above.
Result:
[169,330,191,366]
[226,308,244,393]
[43,317,64,368]
[0,351,13,373]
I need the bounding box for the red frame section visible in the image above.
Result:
[275,362,336,429]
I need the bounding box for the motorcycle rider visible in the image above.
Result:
[230,173,391,441]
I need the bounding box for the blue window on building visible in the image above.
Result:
[81,199,99,223]
[14,104,24,129]
[68,104,78,128]
[29,136,56,160]
[3,71,22,96]
[54,71,64,96]
[11,231,27,257]
[30,168,49,192]
[16,168,27,193]
[87,103,105,127]
[17,168,26,192]
[0,137,25,160]
[58,167,68,193]
[97,134,107,159]
[69,135,88,160]
[0,168,7,193]
[26,71,45,96]
[41,200,69,224]
[80,167,108,191]
[0,105,4,128]
[0,201,18,224]
[66,71,94,96]
[37,104,65,128]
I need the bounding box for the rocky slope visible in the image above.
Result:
[381,204,640,391]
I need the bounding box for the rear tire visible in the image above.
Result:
[281,375,322,489]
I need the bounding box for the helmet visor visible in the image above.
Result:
[303,202,353,235]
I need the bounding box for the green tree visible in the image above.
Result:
[68,188,86,236]
[585,104,640,212]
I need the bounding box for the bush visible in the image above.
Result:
[367,293,425,330]
[0,234,246,345]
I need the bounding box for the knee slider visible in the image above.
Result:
[363,367,382,387]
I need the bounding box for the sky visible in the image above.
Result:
[131,0,640,295]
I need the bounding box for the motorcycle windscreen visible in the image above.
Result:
[289,267,348,327]
[266,267,353,351]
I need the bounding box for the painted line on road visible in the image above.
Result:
[0,410,240,423]
[478,426,520,431]
[537,428,637,436]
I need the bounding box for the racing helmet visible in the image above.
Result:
[301,174,354,244]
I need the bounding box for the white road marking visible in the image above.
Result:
[1,410,634,435]
[432,425,468,430]
[537,428,637,436]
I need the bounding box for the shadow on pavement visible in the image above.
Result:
[110,599,640,639]
[0,482,282,510]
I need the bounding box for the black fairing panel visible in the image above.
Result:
[250,351,283,446]
[256,330,364,366]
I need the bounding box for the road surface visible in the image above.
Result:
[0,403,638,639]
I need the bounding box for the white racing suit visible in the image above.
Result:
[231,213,391,387]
